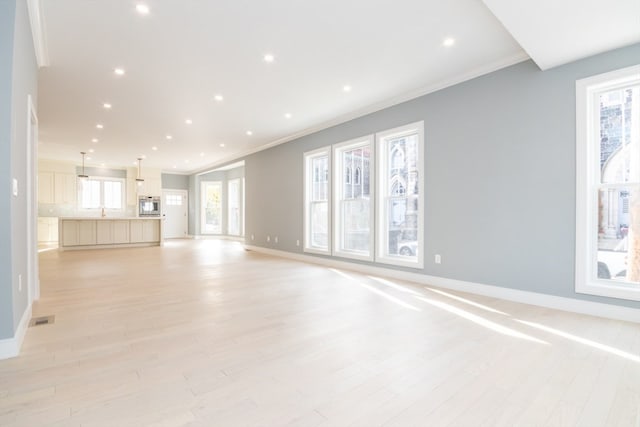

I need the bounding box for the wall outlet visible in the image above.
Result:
[267,235,271,242]
[12,179,18,197]
[251,234,255,241]
[274,236,278,244]
[435,254,442,264]
[296,239,300,246]
[18,274,22,291]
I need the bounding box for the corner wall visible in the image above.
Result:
[244,43,640,310]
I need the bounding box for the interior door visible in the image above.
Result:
[162,190,188,239]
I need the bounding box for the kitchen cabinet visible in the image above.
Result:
[37,217,59,242]
[61,220,96,246]
[130,219,160,243]
[96,220,130,244]
[59,218,162,250]
[38,172,54,204]
[54,173,76,204]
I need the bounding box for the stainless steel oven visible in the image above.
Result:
[139,196,161,216]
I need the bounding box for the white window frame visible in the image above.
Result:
[200,181,223,235]
[303,146,331,254]
[575,65,640,301]
[228,178,242,236]
[77,176,125,212]
[332,135,374,261]
[375,121,424,268]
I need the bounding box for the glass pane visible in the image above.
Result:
[310,201,328,249]
[597,186,639,284]
[80,180,100,209]
[312,156,329,201]
[203,183,222,233]
[341,198,370,252]
[388,134,419,196]
[103,181,122,209]
[599,86,640,184]
[387,197,418,257]
[342,147,370,199]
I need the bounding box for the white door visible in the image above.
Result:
[163,190,188,239]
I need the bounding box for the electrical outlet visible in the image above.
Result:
[251,234,255,241]
[18,274,22,291]
[267,235,271,242]
[296,240,300,246]
[274,236,278,244]
[435,254,442,264]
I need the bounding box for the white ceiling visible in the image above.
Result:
[35,0,639,174]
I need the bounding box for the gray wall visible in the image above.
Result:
[244,43,640,309]
[0,0,17,339]
[162,173,189,190]
[0,0,38,339]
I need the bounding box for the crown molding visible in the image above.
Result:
[27,0,50,67]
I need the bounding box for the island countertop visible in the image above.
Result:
[58,217,163,250]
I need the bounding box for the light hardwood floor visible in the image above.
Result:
[1,239,639,426]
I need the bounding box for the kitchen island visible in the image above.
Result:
[58,217,163,250]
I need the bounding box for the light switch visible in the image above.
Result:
[12,178,18,196]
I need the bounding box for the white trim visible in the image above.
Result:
[332,135,375,262]
[26,95,39,302]
[26,0,49,67]
[575,65,640,301]
[244,245,640,324]
[190,52,530,175]
[375,121,425,269]
[0,304,32,360]
[303,146,332,255]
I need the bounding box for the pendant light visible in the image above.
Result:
[78,152,89,179]
[136,157,145,186]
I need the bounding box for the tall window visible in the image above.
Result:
[304,147,331,253]
[78,177,124,210]
[201,181,222,234]
[334,136,373,260]
[576,65,640,301]
[228,179,241,236]
[376,122,424,267]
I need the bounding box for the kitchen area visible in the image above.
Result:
[37,158,164,250]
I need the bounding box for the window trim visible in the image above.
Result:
[575,65,640,301]
[303,146,332,255]
[332,135,375,262]
[77,176,125,211]
[375,121,424,269]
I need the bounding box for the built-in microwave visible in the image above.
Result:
[139,196,161,216]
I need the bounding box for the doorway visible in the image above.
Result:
[162,189,188,239]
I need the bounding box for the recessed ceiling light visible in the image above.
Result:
[135,3,150,15]
[103,103,112,109]
[152,146,158,151]
[219,143,225,148]
[91,138,98,143]
[172,165,177,169]
[88,149,94,153]
[185,119,192,125]
[184,159,190,163]
[114,68,125,76]
[86,157,92,161]
[343,85,352,92]
[96,124,104,129]
[214,94,224,102]
[100,163,105,167]
[264,53,275,63]
[133,161,138,165]
[246,130,253,136]
[443,37,456,47]
[199,152,205,157]
[284,113,292,119]
[165,135,172,140]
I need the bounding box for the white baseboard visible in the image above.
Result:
[244,245,640,324]
[0,303,32,360]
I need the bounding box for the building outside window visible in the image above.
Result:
[201,181,222,234]
[304,148,331,253]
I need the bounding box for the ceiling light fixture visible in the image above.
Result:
[152,146,158,151]
[88,149,94,153]
[443,37,456,47]
[246,130,253,136]
[214,94,224,102]
[172,165,177,169]
[103,103,112,109]
[165,135,172,140]
[199,152,205,157]
[86,157,92,161]
[91,138,98,143]
[96,124,104,129]
[114,68,125,76]
[185,119,193,124]
[136,157,145,186]
[343,85,352,92]
[135,3,150,15]
[219,143,225,148]
[284,113,292,119]
[78,152,89,179]
[264,53,275,63]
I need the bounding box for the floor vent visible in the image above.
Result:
[29,315,55,327]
